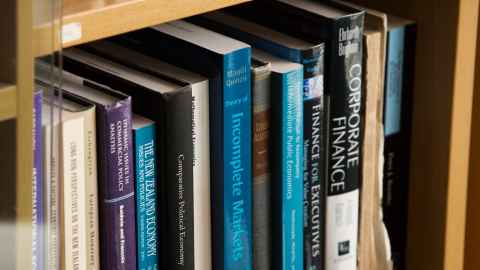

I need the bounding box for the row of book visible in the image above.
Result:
[31,1,416,270]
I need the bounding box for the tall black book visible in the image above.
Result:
[230,1,365,269]
[382,17,416,270]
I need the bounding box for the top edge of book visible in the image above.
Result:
[388,14,415,29]
[204,11,315,50]
[40,91,93,125]
[252,58,271,70]
[152,20,250,55]
[64,48,183,94]
[253,48,302,73]
[278,0,363,18]
[36,61,127,107]
[87,40,207,85]
[132,114,154,130]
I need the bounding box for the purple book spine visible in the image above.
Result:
[32,90,44,270]
[97,97,137,270]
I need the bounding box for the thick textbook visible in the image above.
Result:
[132,115,158,270]
[251,59,272,270]
[192,11,328,270]
[383,17,416,270]
[37,63,135,270]
[112,20,252,270]
[40,94,97,270]
[253,49,304,270]
[32,88,44,270]
[62,42,211,270]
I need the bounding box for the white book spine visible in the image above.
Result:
[192,80,212,270]
[83,109,100,270]
[62,117,87,270]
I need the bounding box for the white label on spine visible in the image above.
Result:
[326,189,359,270]
[62,23,82,43]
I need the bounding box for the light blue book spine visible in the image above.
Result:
[223,47,253,270]
[281,69,304,270]
[133,123,158,270]
[385,27,406,137]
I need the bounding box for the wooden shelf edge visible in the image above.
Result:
[0,84,17,121]
[34,0,250,57]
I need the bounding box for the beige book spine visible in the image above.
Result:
[61,110,88,270]
[82,107,100,270]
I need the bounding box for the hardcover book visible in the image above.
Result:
[40,93,97,270]
[61,42,211,270]
[132,115,158,270]
[235,2,365,269]
[253,49,304,270]
[111,20,252,270]
[383,16,416,270]
[251,59,272,270]
[37,63,135,270]
[189,12,327,269]
[32,88,44,270]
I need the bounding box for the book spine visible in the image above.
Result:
[84,108,100,270]
[271,69,304,270]
[44,112,60,270]
[301,46,326,270]
[164,90,194,270]
[222,49,253,270]
[32,90,44,270]
[98,101,137,270]
[383,24,416,270]
[251,66,272,270]
[62,116,87,270]
[282,70,304,270]
[192,81,212,270]
[134,123,158,270]
[325,15,365,270]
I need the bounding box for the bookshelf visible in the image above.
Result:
[0,84,17,121]
[34,0,250,56]
[1,0,479,269]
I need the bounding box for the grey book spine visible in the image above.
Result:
[251,63,272,270]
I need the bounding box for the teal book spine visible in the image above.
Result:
[222,48,253,270]
[133,123,158,270]
[271,68,304,270]
[282,70,304,270]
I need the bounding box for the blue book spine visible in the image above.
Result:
[281,70,304,270]
[222,48,253,270]
[32,90,44,270]
[384,27,405,137]
[133,123,158,270]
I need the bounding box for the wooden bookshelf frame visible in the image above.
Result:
[1,0,479,269]
[0,84,17,121]
[34,0,250,56]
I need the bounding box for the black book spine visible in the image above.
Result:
[382,23,417,270]
[164,90,195,270]
[301,46,326,270]
[324,14,365,270]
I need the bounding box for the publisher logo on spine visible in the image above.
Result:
[338,241,350,256]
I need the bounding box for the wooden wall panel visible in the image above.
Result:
[464,8,480,270]
[349,0,479,269]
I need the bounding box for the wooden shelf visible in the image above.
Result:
[0,84,17,121]
[33,0,250,57]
